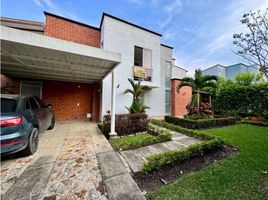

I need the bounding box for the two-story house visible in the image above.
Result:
[202,63,259,80]
[0,12,189,134]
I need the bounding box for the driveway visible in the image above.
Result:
[1,121,108,200]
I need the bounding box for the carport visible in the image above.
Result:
[0,25,120,135]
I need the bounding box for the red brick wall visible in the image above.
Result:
[1,74,20,94]
[44,14,100,48]
[42,81,100,121]
[171,79,192,117]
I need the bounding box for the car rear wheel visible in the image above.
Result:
[48,117,55,130]
[20,128,39,156]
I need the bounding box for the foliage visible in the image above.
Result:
[150,119,216,140]
[214,83,268,117]
[177,69,217,113]
[147,124,268,200]
[233,9,268,79]
[165,115,236,129]
[235,72,265,86]
[185,113,213,120]
[124,78,150,114]
[102,114,149,138]
[109,131,171,151]
[187,102,214,116]
[142,139,223,174]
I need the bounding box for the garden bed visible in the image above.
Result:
[134,145,237,192]
[165,115,236,129]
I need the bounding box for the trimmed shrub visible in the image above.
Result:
[214,83,268,117]
[150,119,216,140]
[142,138,223,174]
[102,114,149,137]
[165,115,236,129]
[109,131,172,151]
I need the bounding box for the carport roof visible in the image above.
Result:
[0,25,121,83]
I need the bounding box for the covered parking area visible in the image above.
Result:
[1,25,120,134]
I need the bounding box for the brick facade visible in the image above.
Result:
[42,80,100,121]
[171,79,192,117]
[1,74,20,94]
[44,13,100,48]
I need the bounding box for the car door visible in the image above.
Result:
[28,97,45,132]
[34,96,52,129]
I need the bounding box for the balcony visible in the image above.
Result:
[133,66,152,81]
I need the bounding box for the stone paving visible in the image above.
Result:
[1,121,108,200]
[120,125,202,173]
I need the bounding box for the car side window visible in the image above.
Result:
[34,97,47,108]
[29,98,39,110]
[26,100,31,109]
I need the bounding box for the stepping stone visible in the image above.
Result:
[120,151,144,173]
[105,173,145,200]
[150,143,172,152]
[177,137,201,147]
[97,151,128,178]
[135,146,155,158]
[164,141,185,150]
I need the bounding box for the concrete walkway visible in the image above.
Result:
[120,126,202,173]
[1,121,145,200]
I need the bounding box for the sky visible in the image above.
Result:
[1,0,268,75]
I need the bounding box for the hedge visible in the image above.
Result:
[109,130,172,151]
[142,138,223,174]
[214,83,268,117]
[101,114,149,138]
[150,119,216,140]
[164,115,236,129]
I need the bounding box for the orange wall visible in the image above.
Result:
[171,79,192,117]
[44,14,101,48]
[42,81,100,121]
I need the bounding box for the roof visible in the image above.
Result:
[161,43,173,49]
[44,11,100,31]
[174,65,188,72]
[100,12,162,37]
[202,64,226,72]
[0,17,44,32]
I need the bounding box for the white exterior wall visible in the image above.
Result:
[172,66,187,79]
[101,16,163,118]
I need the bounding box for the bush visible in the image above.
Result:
[185,114,213,120]
[214,83,268,117]
[164,115,236,129]
[150,119,216,140]
[102,114,149,137]
[109,131,172,151]
[142,138,223,174]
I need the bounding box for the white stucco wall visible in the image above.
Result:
[172,66,187,79]
[101,16,164,118]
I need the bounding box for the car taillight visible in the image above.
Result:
[0,117,22,127]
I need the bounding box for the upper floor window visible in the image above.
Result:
[134,46,152,69]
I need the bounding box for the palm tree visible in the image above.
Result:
[124,78,150,114]
[177,69,218,112]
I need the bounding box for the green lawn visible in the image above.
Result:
[147,124,268,200]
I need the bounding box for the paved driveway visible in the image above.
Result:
[1,121,108,200]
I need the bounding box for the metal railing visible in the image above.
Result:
[133,66,152,81]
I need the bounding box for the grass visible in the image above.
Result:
[147,124,268,200]
[109,132,171,151]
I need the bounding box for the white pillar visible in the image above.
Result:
[110,70,117,136]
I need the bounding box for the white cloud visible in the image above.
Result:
[163,0,182,14]
[127,0,143,5]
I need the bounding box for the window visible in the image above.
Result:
[0,98,17,113]
[28,98,39,110]
[35,97,47,108]
[21,81,42,98]
[134,46,152,68]
[165,62,172,114]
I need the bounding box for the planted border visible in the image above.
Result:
[142,119,224,174]
[165,115,236,129]
[109,124,172,151]
[142,138,223,174]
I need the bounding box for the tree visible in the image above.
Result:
[177,69,218,112]
[124,78,150,114]
[235,72,264,86]
[233,9,268,79]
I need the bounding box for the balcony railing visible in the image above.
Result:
[133,66,152,81]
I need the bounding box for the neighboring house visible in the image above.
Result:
[0,11,189,129]
[202,63,259,80]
